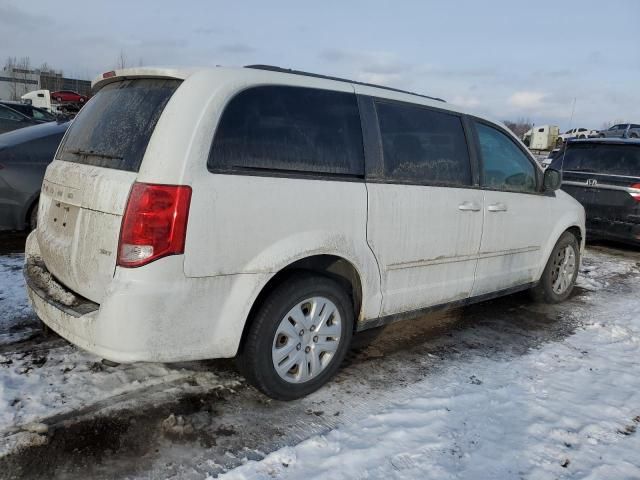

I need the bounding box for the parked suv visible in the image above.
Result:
[25,66,585,400]
[597,124,640,139]
[550,138,640,244]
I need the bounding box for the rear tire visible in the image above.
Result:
[237,273,354,400]
[532,232,580,303]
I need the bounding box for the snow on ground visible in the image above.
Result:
[1,247,640,479]
[0,255,34,331]
[0,253,238,445]
[221,251,640,480]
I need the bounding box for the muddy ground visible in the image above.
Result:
[0,234,639,479]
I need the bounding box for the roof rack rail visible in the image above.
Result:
[244,64,446,103]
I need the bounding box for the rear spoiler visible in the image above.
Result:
[92,67,194,92]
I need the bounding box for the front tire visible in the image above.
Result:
[532,232,580,303]
[237,273,354,400]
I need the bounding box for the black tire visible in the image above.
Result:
[631,133,638,139]
[531,232,580,303]
[237,273,354,400]
[28,200,38,231]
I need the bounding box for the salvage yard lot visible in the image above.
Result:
[1,243,640,479]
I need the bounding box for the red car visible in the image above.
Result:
[51,90,88,103]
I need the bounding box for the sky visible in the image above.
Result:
[1,0,638,129]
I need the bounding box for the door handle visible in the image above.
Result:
[458,201,481,212]
[487,203,508,212]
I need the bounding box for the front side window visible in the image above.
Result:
[476,122,537,192]
[209,86,364,176]
[375,101,471,185]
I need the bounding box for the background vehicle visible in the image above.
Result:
[523,125,559,150]
[51,90,88,103]
[21,89,52,111]
[541,147,563,168]
[0,121,70,231]
[0,104,41,134]
[597,124,640,139]
[0,101,57,122]
[550,138,640,245]
[24,66,584,400]
[557,127,597,144]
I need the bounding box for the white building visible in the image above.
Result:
[0,67,40,101]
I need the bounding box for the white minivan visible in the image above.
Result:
[25,65,585,400]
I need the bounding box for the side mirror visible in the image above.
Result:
[543,168,562,192]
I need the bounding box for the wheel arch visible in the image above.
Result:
[535,222,585,281]
[236,254,364,355]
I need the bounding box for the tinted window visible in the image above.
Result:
[561,143,640,177]
[0,105,24,121]
[209,86,364,176]
[58,79,181,172]
[375,101,471,185]
[476,122,537,192]
[31,107,55,121]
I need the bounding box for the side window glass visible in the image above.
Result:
[0,106,23,121]
[375,101,471,185]
[476,122,537,193]
[209,86,364,176]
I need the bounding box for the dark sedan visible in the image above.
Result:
[0,104,42,134]
[0,121,70,231]
[550,138,640,245]
[0,101,57,122]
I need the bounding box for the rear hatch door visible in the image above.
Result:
[558,142,640,223]
[37,78,181,303]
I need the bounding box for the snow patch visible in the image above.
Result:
[24,255,76,306]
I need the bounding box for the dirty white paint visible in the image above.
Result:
[27,66,585,365]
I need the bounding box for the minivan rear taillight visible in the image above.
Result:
[117,183,192,268]
[631,183,640,202]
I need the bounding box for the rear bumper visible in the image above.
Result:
[587,218,640,245]
[24,231,269,363]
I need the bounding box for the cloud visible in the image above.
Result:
[508,91,547,109]
[216,43,256,55]
[451,95,481,108]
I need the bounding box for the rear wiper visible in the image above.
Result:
[66,149,123,160]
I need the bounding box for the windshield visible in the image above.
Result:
[561,143,640,176]
[57,78,181,172]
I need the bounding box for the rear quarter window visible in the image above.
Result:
[57,78,181,172]
[209,85,364,177]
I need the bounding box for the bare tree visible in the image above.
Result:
[4,56,18,100]
[503,118,533,139]
[116,49,127,70]
[17,56,31,98]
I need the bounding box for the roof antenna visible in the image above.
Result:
[560,97,577,172]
